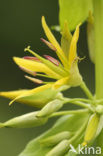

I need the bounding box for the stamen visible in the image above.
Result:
[23,56,41,62]
[41,38,56,51]
[44,55,59,66]
[19,66,36,76]
[25,75,43,84]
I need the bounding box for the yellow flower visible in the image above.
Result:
[0,16,82,107]
[15,16,82,88]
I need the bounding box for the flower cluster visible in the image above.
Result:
[0,16,82,107]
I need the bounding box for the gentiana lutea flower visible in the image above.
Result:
[0,16,82,107]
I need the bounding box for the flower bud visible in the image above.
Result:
[0,111,48,128]
[96,105,103,114]
[46,140,70,156]
[37,99,64,117]
[40,131,72,147]
[83,113,100,145]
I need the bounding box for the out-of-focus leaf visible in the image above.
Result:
[95,129,103,156]
[87,12,95,63]
[59,0,93,31]
[19,113,89,156]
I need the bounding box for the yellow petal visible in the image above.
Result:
[0,84,58,108]
[53,77,70,89]
[9,83,53,105]
[68,24,80,67]
[13,57,61,79]
[42,16,68,67]
[0,90,27,99]
[61,21,72,58]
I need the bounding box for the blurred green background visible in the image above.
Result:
[0,0,94,156]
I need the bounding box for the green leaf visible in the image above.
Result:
[87,12,95,63]
[95,129,103,156]
[59,0,93,31]
[19,113,89,156]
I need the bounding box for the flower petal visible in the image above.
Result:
[0,84,58,108]
[53,77,70,89]
[68,24,80,67]
[9,83,53,105]
[61,21,72,58]
[24,46,68,77]
[42,16,68,67]
[13,57,61,79]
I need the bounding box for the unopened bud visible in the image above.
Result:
[37,99,64,117]
[0,111,48,128]
[83,113,100,145]
[46,140,70,156]
[40,131,72,147]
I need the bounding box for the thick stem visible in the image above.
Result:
[93,0,103,152]
[94,0,103,99]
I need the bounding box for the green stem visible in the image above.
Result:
[63,98,92,110]
[63,97,90,103]
[94,0,103,99]
[80,82,94,100]
[51,109,89,117]
[70,101,91,109]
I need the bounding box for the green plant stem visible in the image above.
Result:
[63,97,90,103]
[80,82,94,100]
[63,98,92,110]
[93,0,103,151]
[71,101,91,109]
[94,0,103,99]
[51,109,89,117]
